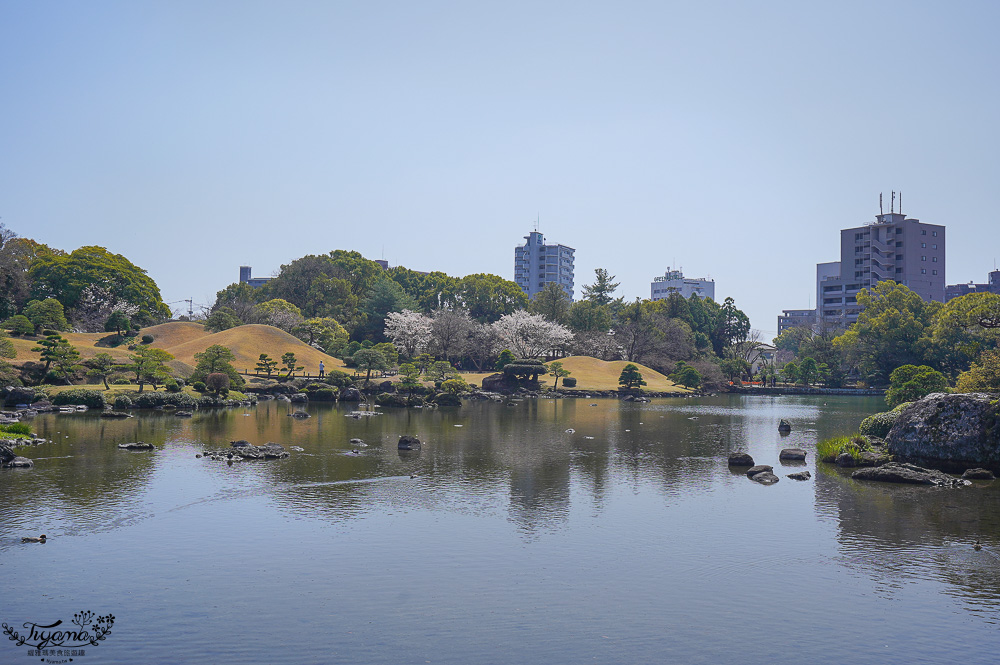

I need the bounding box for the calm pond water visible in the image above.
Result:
[1,395,999,665]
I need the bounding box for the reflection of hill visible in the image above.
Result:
[815,464,1000,611]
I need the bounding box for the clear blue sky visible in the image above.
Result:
[3,1,999,338]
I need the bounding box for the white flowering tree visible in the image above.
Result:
[492,310,574,359]
[384,310,433,359]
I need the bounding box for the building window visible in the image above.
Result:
[932,231,938,237]
[921,242,926,248]
[932,270,938,275]
[922,256,927,261]
[855,271,863,278]
[895,267,903,273]
[921,230,927,235]
[932,257,938,262]
[921,269,926,274]
[896,242,903,247]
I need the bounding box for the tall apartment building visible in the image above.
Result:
[777,205,946,333]
[514,231,575,300]
[650,268,715,301]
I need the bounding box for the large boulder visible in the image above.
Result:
[480,373,509,393]
[339,387,362,402]
[851,462,969,487]
[886,393,1000,473]
[728,452,755,466]
[1,441,16,465]
[779,448,807,461]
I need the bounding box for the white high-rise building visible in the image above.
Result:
[514,231,575,300]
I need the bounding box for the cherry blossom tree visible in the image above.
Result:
[492,310,573,359]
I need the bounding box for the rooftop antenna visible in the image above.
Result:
[879,193,883,215]
[899,191,902,215]
[891,191,895,214]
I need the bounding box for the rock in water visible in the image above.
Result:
[398,435,421,450]
[779,448,807,461]
[745,464,773,478]
[4,456,33,468]
[886,393,1000,474]
[117,442,154,450]
[852,462,969,487]
[728,452,755,466]
[787,471,812,481]
[777,419,791,433]
[751,471,779,485]
[962,468,996,480]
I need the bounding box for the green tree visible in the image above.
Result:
[923,292,1000,378]
[797,356,822,387]
[205,372,231,396]
[454,273,529,323]
[618,363,646,391]
[582,268,620,306]
[204,307,242,333]
[781,361,799,384]
[567,300,612,332]
[496,349,516,370]
[425,360,459,384]
[104,310,131,338]
[833,281,939,385]
[547,360,571,390]
[28,245,170,322]
[5,314,35,336]
[352,348,388,383]
[0,223,35,319]
[529,281,571,324]
[441,377,469,394]
[719,357,748,384]
[281,352,304,379]
[24,298,69,332]
[256,353,278,377]
[886,364,948,407]
[212,281,265,322]
[398,363,422,399]
[31,333,72,378]
[86,352,117,390]
[669,361,702,389]
[191,344,244,390]
[357,275,420,341]
[252,298,304,331]
[128,346,174,392]
[373,342,399,367]
[955,349,1000,393]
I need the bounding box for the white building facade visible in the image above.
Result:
[650,269,715,301]
[514,231,575,300]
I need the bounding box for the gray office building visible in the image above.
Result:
[514,231,575,300]
[816,211,945,328]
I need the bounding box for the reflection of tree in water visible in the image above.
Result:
[0,413,162,543]
[816,464,1000,616]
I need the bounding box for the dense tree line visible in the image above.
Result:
[774,281,1000,393]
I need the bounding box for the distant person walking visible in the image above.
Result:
[319,361,325,378]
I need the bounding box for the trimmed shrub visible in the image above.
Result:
[113,394,133,410]
[192,381,206,392]
[859,410,901,438]
[323,370,353,388]
[164,379,182,393]
[562,377,577,388]
[51,389,106,409]
[131,392,197,409]
[5,315,35,336]
[141,334,154,344]
[311,388,338,401]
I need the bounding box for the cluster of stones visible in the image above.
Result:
[727,449,811,484]
[199,440,291,462]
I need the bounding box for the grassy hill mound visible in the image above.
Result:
[453,356,686,393]
[161,324,344,373]
[4,321,344,378]
[546,356,686,392]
